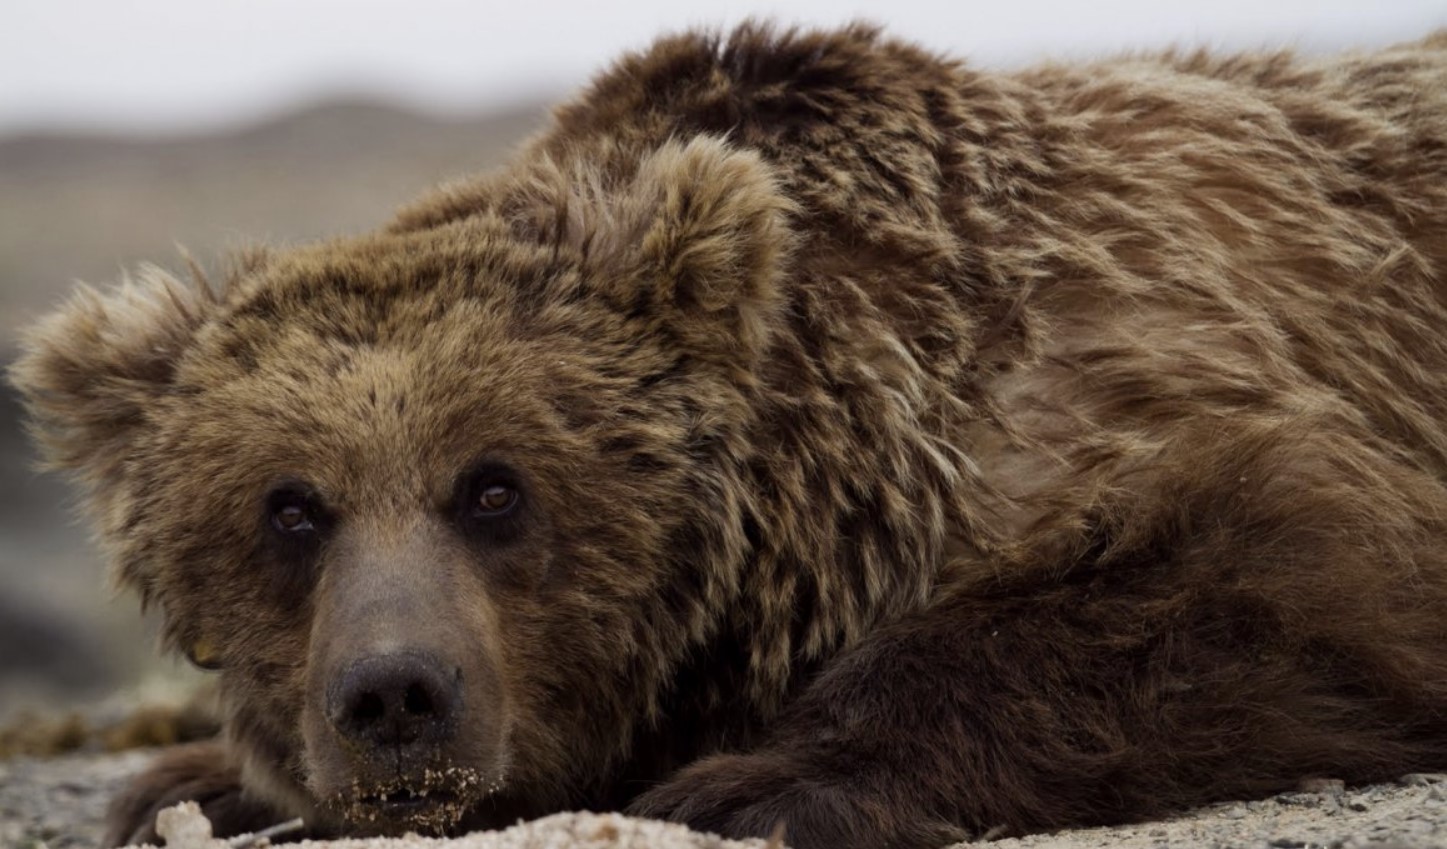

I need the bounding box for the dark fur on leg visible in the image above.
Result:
[103,740,285,848]
[635,590,1447,848]
[633,430,1447,848]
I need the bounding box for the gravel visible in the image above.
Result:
[0,750,153,848]
[1,751,1443,849]
[987,774,1447,849]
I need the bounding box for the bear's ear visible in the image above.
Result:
[570,137,794,368]
[8,266,214,495]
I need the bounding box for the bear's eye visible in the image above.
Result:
[475,483,518,517]
[454,463,526,542]
[268,489,319,534]
[274,504,312,532]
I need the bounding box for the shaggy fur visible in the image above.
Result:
[11,23,1447,849]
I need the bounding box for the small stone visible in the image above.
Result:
[1297,777,1346,795]
[1347,799,1370,812]
[1222,804,1248,819]
[154,801,215,847]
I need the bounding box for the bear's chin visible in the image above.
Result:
[321,763,509,836]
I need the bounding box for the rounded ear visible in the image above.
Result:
[572,136,795,369]
[391,136,794,370]
[8,266,214,497]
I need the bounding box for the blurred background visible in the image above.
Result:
[2,0,1445,727]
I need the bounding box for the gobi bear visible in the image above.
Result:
[12,22,1447,849]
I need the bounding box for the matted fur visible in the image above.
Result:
[11,22,1447,849]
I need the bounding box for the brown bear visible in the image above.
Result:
[11,22,1447,849]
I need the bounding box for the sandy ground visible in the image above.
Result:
[0,750,152,848]
[1,750,1443,849]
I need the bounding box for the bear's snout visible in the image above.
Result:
[327,651,461,749]
[297,524,511,829]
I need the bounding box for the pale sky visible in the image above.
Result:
[5,0,1445,135]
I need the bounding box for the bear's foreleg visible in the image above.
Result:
[632,554,1447,848]
[103,740,287,847]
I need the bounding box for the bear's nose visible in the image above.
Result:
[327,652,461,748]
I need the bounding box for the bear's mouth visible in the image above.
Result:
[345,786,470,833]
[334,766,506,833]
[361,787,459,810]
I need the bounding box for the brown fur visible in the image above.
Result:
[11,23,1447,849]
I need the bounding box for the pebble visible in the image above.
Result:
[155,801,215,846]
[1277,793,1318,807]
[1296,778,1345,795]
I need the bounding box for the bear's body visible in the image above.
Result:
[13,24,1447,849]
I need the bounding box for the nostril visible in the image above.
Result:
[403,682,434,716]
[353,691,386,724]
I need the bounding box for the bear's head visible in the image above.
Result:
[10,137,791,832]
